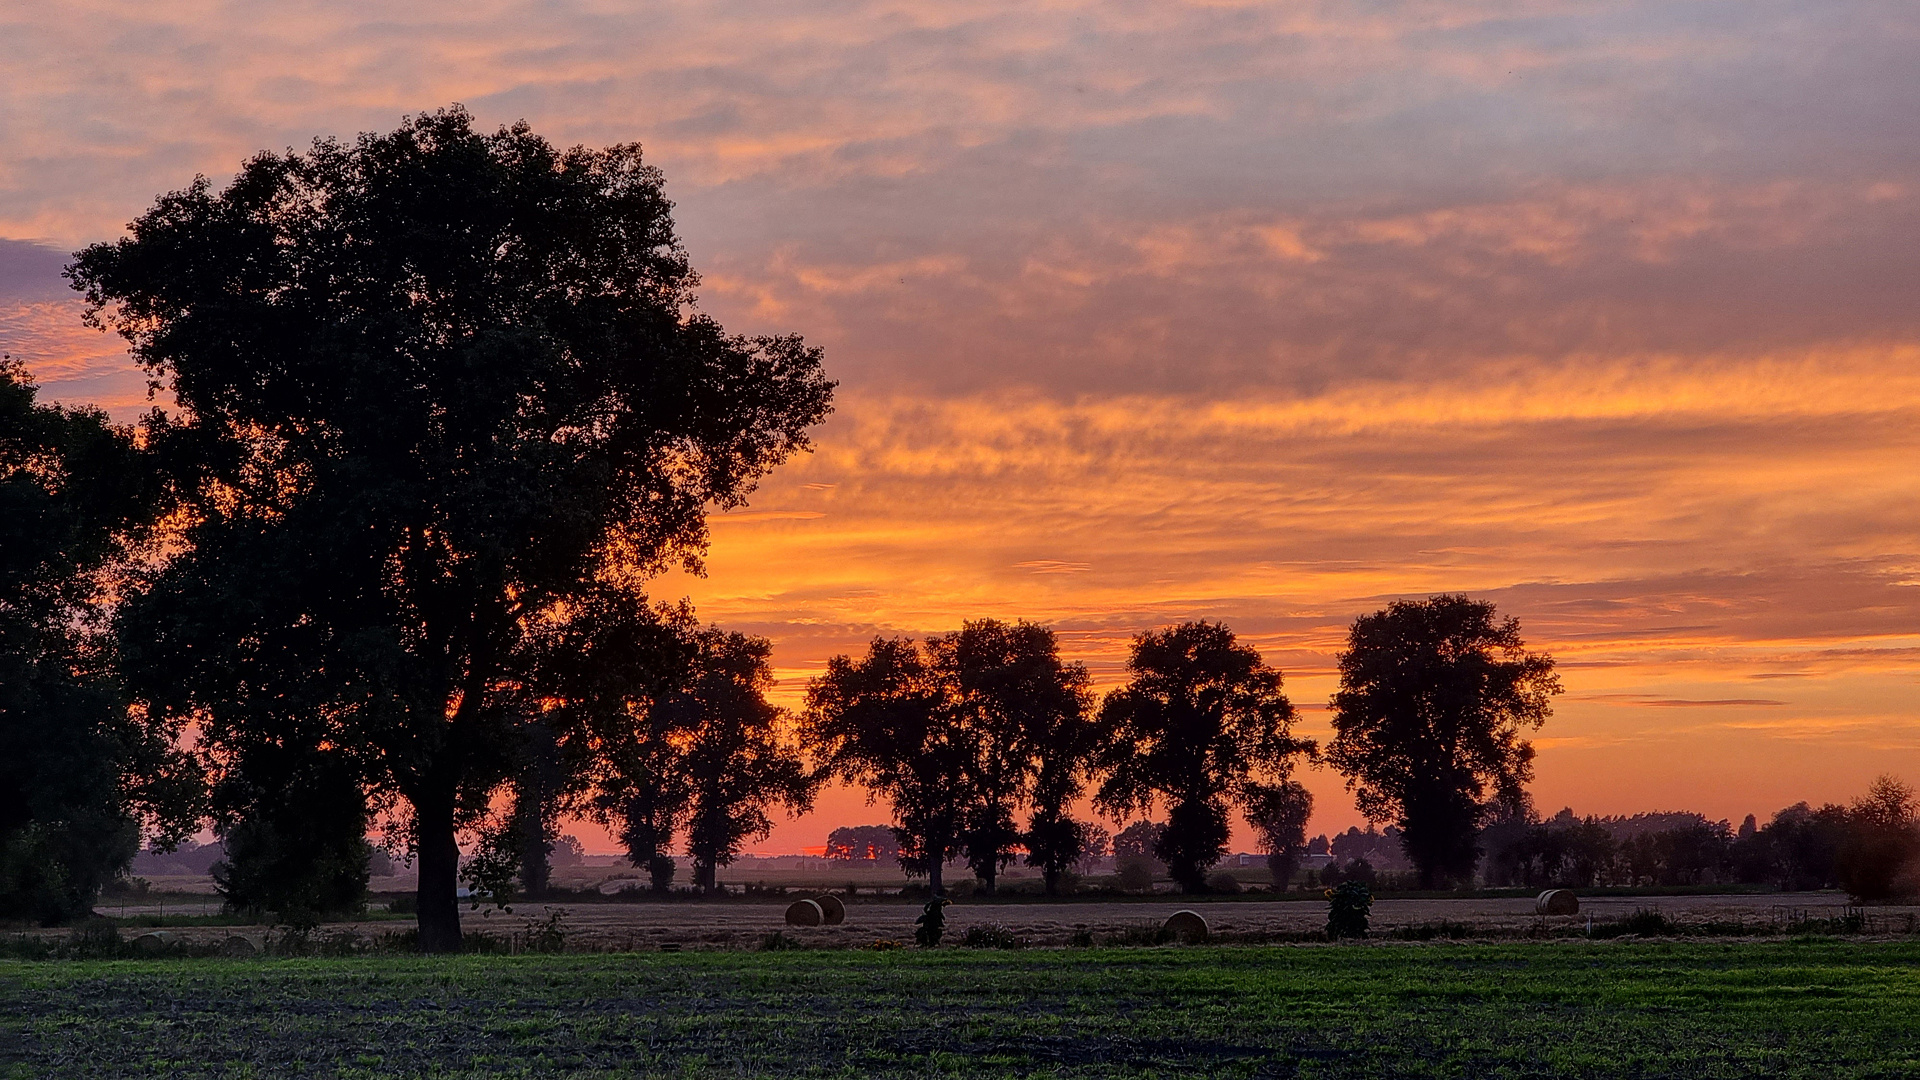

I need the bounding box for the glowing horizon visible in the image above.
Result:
[4,0,1916,857]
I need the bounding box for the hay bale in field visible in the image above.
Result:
[217,935,257,957]
[813,894,846,925]
[1536,889,1579,916]
[784,899,824,926]
[132,930,180,953]
[1163,909,1209,943]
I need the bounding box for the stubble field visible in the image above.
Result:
[75,890,1920,951]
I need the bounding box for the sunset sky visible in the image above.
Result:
[4,0,1916,856]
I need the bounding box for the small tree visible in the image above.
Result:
[1096,622,1312,893]
[1112,820,1165,860]
[1245,780,1313,890]
[210,741,370,920]
[806,638,968,896]
[1326,596,1560,887]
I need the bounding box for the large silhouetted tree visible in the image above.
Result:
[0,360,199,924]
[936,619,1094,895]
[967,623,1100,897]
[525,587,691,895]
[76,108,833,950]
[806,638,969,896]
[1326,595,1560,887]
[1096,621,1311,893]
[671,629,816,894]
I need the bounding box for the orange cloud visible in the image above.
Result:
[5,0,1917,853]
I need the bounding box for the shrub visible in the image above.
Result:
[522,908,571,953]
[1102,922,1175,946]
[913,898,950,947]
[1116,861,1155,893]
[1618,908,1676,936]
[1326,881,1371,939]
[961,923,1029,949]
[1205,872,1243,894]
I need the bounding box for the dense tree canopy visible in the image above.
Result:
[669,629,816,893]
[1327,595,1560,887]
[76,108,833,949]
[0,360,197,924]
[1096,621,1311,893]
[807,621,1099,896]
[935,619,1095,895]
[806,637,969,895]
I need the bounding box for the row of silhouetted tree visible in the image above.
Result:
[800,595,1562,898]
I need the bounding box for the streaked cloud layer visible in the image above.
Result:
[4,0,1916,849]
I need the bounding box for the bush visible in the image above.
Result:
[961,923,1029,949]
[1326,881,1371,939]
[1116,860,1155,893]
[210,744,372,921]
[0,818,140,926]
[522,908,571,953]
[913,898,950,947]
[1205,872,1243,894]
[1614,908,1677,937]
[1101,922,1176,946]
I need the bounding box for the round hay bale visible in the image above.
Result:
[1163,909,1209,943]
[784,899,824,927]
[1535,889,1579,916]
[217,935,257,957]
[813,893,846,925]
[132,930,179,954]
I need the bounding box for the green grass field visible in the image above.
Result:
[6,941,1920,1078]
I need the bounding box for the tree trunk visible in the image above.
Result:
[647,854,676,893]
[415,795,463,954]
[1267,851,1297,891]
[1042,866,1061,896]
[516,806,551,899]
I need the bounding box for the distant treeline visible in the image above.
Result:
[1479,789,1920,898]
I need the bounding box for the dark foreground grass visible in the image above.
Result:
[5,941,1920,1078]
